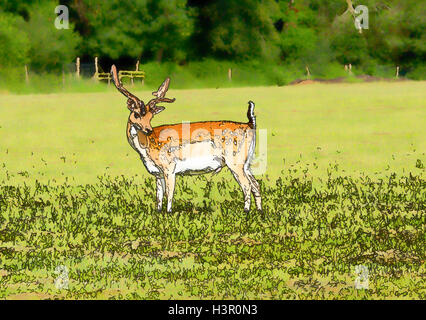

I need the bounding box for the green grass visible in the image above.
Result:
[0,81,424,184]
[0,59,333,94]
[0,168,424,299]
[1,60,424,95]
[0,81,425,299]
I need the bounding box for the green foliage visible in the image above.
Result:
[0,0,425,86]
[139,59,306,88]
[79,0,194,62]
[280,26,318,62]
[406,64,426,80]
[0,59,306,93]
[192,0,280,60]
[19,1,81,72]
[0,73,107,94]
[330,17,370,65]
[0,0,37,15]
[0,11,30,68]
[374,1,426,67]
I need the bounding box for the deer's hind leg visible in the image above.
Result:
[227,164,252,212]
[245,167,262,211]
[243,133,262,211]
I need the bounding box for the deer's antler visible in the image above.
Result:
[153,77,170,98]
[147,77,176,111]
[111,65,146,114]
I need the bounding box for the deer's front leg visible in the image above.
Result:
[163,172,176,213]
[156,177,165,212]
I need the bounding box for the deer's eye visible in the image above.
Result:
[134,112,141,119]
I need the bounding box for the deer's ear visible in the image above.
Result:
[151,106,165,115]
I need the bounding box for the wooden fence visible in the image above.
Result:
[76,57,145,85]
[21,60,404,84]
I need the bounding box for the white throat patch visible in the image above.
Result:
[130,125,161,175]
[130,125,138,138]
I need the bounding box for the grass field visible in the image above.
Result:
[0,81,425,184]
[0,81,425,299]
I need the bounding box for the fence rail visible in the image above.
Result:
[78,57,145,85]
[20,59,404,86]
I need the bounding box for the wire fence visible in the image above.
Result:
[8,58,410,91]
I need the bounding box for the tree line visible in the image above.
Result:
[0,0,424,79]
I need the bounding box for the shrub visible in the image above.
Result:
[0,11,30,68]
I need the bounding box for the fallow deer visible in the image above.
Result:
[111,65,262,213]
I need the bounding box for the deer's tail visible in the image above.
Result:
[247,101,256,129]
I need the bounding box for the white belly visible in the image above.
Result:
[175,156,222,175]
[174,141,223,175]
[130,130,224,176]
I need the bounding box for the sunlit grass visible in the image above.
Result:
[0,81,424,184]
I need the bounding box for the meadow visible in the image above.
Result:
[0,81,425,299]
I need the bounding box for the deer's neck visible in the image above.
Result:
[127,121,148,148]
[127,122,162,175]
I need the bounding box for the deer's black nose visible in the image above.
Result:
[145,129,153,136]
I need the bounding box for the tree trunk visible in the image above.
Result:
[156,48,164,63]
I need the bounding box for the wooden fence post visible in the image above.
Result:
[228,68,232,81]
[76,57,80,79]
[94,57,99,80]
[62,66,66,87]
[136,60,144,85]
[396,66,399,79]
[306,65,311,79]
[24,65,29,84]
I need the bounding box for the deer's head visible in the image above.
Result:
[111,65,175,135]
